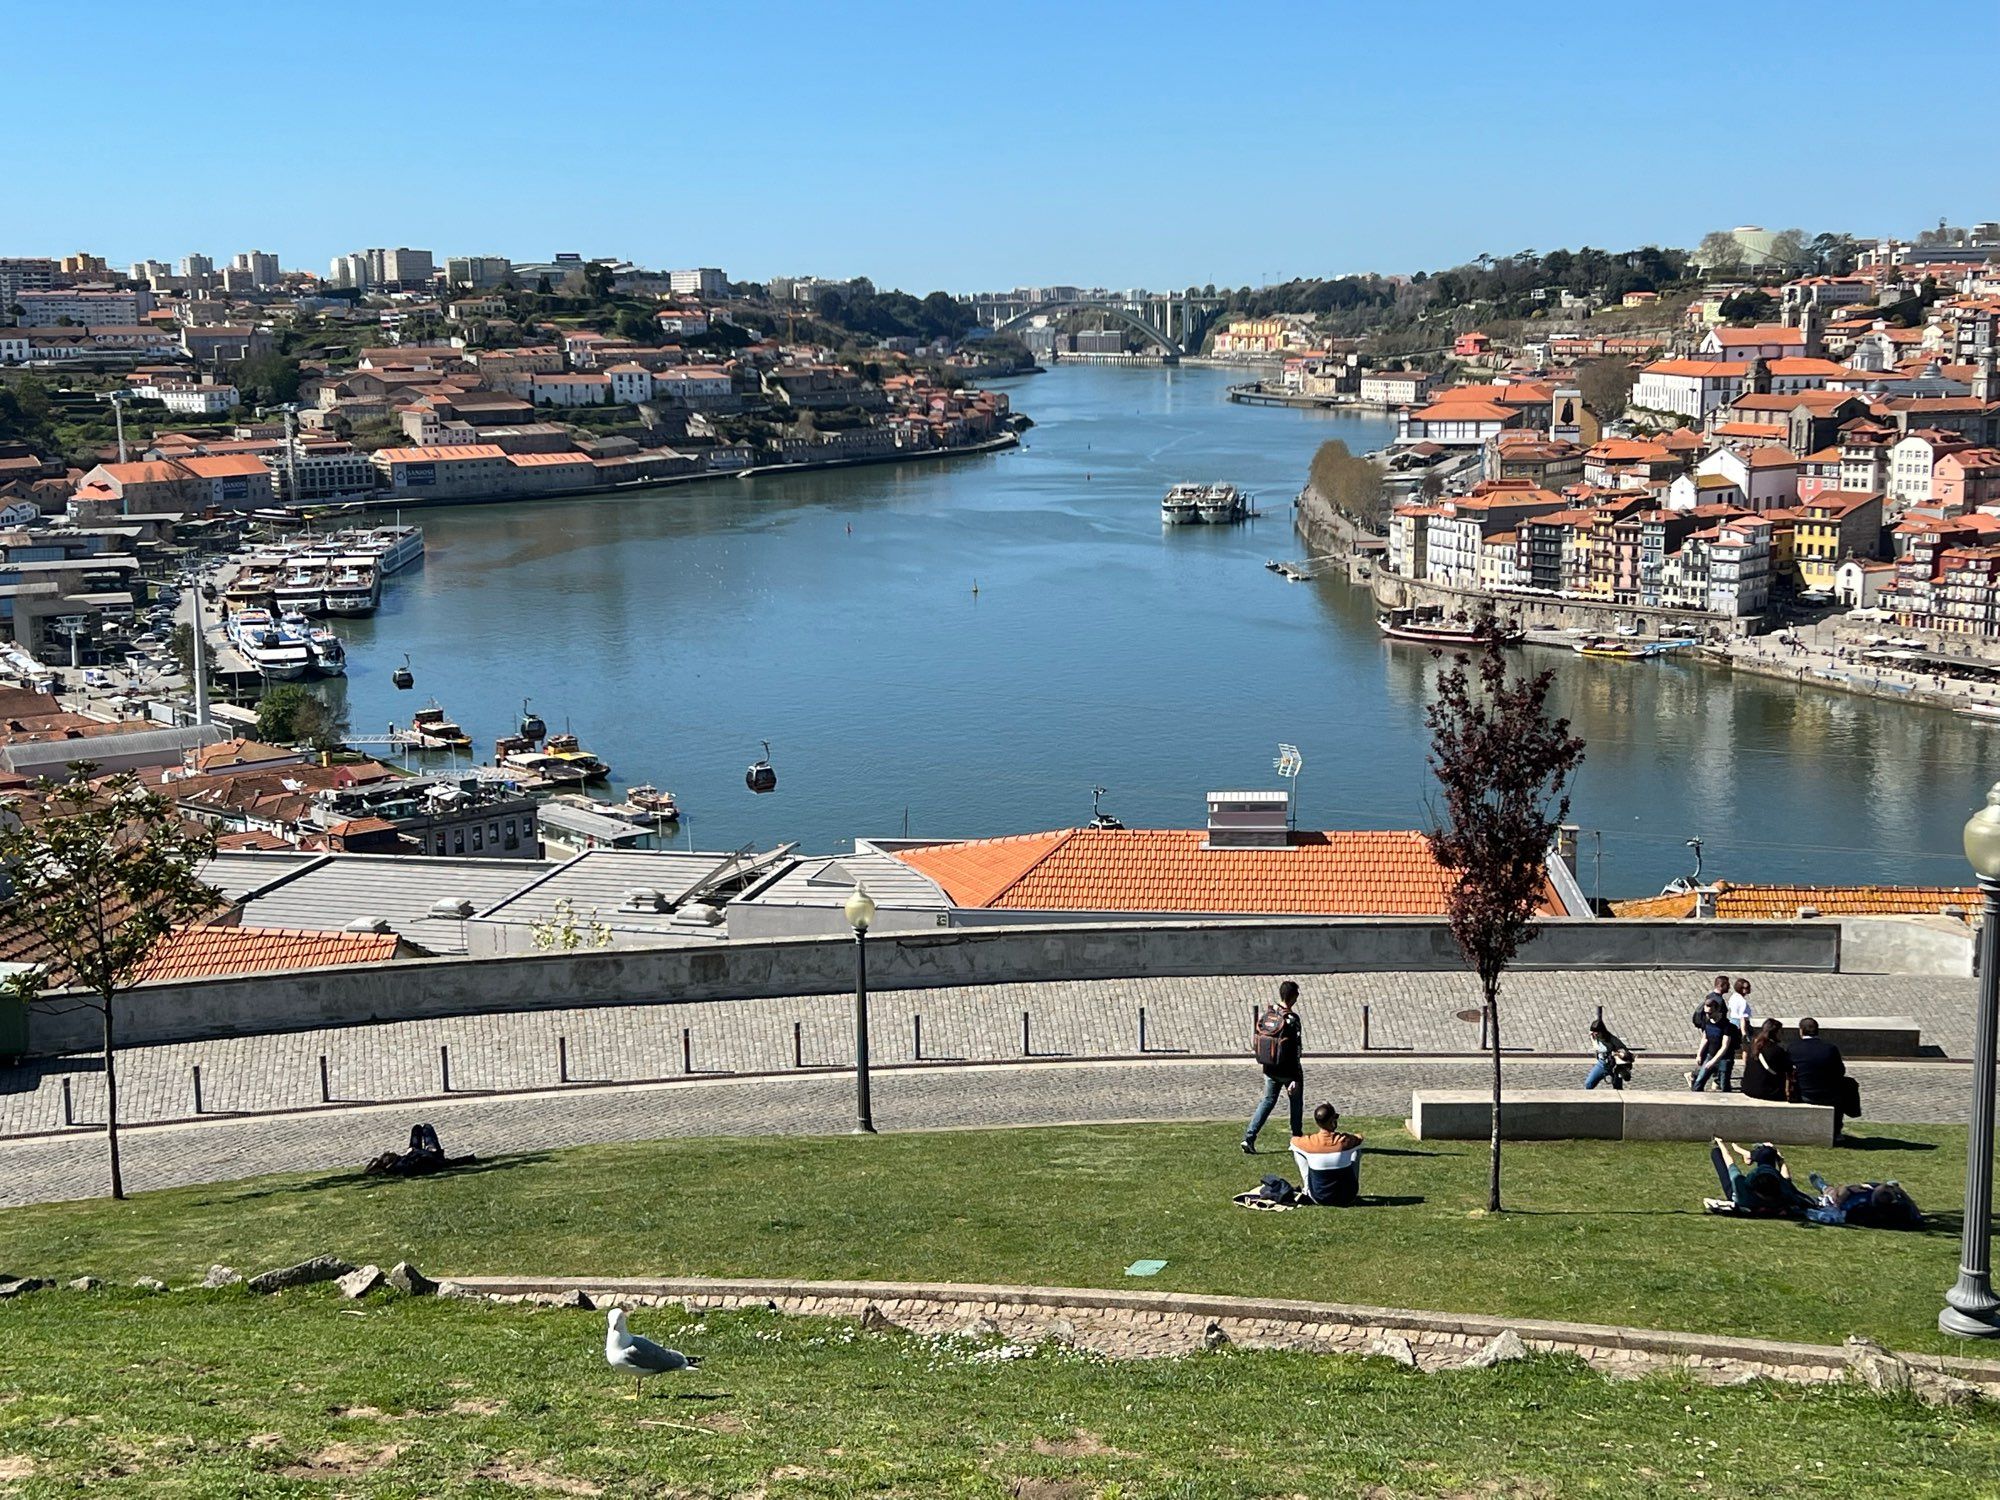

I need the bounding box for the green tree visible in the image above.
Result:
[255,684,347,751]
[1425,620,1586,1213]
[0,767,219,1198]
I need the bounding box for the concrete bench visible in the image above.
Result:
[1769,1016,1922,1059]
[1407,1089,1836,1146]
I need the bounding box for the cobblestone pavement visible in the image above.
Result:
[1,968,1974,1143]
[0,1052,1983,1209]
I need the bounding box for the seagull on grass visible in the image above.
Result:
[604,1307,701,1398]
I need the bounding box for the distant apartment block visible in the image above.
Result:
[668,267,728,298]
[445,255,512,289]
[10,286,154,326]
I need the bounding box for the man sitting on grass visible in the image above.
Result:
[1290,1103,1365,1206]
[1709,1138,1817,1217]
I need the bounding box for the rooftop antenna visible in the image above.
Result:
[1686,834,1705,884]
[1274,742,1303,829]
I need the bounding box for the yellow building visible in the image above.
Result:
[1793,491,1884,592]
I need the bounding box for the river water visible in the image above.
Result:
[331,363,1991,895]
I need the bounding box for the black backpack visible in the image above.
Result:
[1253,1004,1298,1077]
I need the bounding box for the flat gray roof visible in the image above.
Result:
[475,848,789,936]
[198,850,328,901]
[231,851,557,954]
[740,843,951,911]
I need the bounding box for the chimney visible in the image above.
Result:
[1693,887,1719,920]
[1204,790,1292,849]
[1976,351,1996,404]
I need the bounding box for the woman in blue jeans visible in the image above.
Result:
[1583,1018,1633,1089]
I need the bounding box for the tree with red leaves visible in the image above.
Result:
[1425,614,1586,1213]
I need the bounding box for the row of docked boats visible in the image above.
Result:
[1161,482,1252,525]
[214,524,424,620]
[410,700,679,820]
[223,607,346,679]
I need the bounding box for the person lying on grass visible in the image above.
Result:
[1709,1138,1818,1217]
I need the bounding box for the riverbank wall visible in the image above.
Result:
[352,433,1019,514]
[1291,482,1759,639]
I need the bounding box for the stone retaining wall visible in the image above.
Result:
[25,916,1841,1055]
[439,1274,2000,1398]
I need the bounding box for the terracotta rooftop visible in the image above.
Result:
[892,828,1561,916]
[134,924,404,983]
[1610,882,1977,921]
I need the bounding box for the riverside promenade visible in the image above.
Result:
[2,967,1981,1206]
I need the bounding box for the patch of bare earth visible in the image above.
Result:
[1031,1431,1125,1459]
[278,1442,405,1478]
[0,1456,36,1482]
[1007,1481,1088,1500]
[449,1398,505,1416]
[469,1457,604,1495]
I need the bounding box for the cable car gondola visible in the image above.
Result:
[391,652,414,691]
[519,696,547,742]
[745,739,777,794]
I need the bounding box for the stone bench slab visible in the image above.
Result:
[1408,1089,1835,1146]
[1769,1016,1922,1059]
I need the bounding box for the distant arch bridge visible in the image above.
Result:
[966,293,1229,358]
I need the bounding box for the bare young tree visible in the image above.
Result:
[0,766,219,1199]
[1425,617,1586,1212]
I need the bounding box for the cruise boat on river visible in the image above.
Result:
[1161,483,1206,524]
[227,609,311,680]
[273,560,328,616]
[323,556,381,616]
[1162,482,1250,525]
[341,523,424,575]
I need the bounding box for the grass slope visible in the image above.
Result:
[0,1121,1980,1355]
[1,1291,1996,1498]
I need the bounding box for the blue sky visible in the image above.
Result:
[22,1,1998,292]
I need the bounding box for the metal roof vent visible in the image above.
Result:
[622,887,667,912]
[1203,790,1292,850]
[429,897,477,919]
[343,915,393,933]
[1796,905,1821,920]
[672,901,724,926]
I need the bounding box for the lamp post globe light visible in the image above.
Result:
[845,884,878,1136]
[1943,784,2000,1338]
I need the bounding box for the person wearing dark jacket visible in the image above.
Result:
[1688,998,1741,1092]
[1739,1019,1793,1102]
[1789,1017,1852,1139]
[1244,981,1304,1153]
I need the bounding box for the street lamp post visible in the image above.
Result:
[1943,784,2000,1338]
[844,884,877,1135]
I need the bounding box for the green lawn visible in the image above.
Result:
[0,1121,1983,1356]
[1,1290,1996,1498]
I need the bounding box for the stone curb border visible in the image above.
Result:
[439,1274,2000,1395]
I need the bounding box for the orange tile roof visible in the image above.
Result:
[135,924,403,983]
[1611,882,1976,921]
[893,828,1560,917]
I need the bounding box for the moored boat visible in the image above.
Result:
[542,730,611,784]
[410,704,472,752]
[1575,636,1648,660]
[1377,606,1524,647]
[1161,483,1205,525]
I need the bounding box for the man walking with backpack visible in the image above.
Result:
[1243,980,1305,1154]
